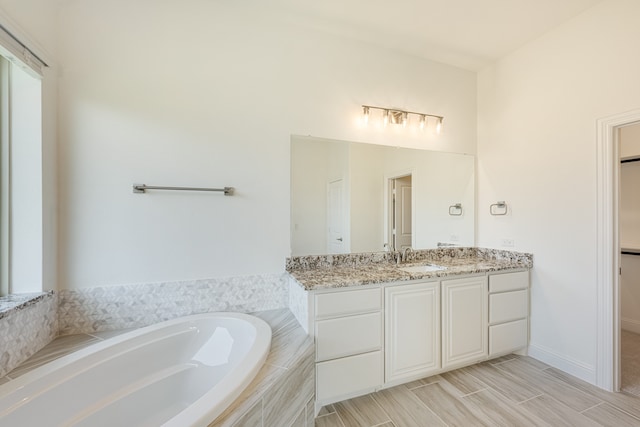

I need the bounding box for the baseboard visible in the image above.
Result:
[621,318,640,335]
[527,343,596,384]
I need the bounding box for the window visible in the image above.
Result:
[0,26,46,297]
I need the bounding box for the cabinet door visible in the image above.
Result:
[385,281,440,383]
[442,276,488,369]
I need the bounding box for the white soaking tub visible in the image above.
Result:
[0,312,271,427]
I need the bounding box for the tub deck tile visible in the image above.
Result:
[263,345,315,426]
[5,334,99,379]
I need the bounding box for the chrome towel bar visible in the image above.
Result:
[133,184,234,196]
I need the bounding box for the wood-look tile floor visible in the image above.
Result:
[316,354,640,427]
[622,330,640,397]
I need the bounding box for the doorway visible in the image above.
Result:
[387,174,412,251]
[596,109,640,392]
[618,123,640,396]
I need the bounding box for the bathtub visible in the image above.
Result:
[0,312,271,427]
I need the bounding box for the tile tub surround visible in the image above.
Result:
[58,273,289,335]
[0,292,57,378]
[287,247,533,290]
[0,308,315,427]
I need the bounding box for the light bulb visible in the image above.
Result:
[419,115,426,130]
[362,106,370,125]
[383,109,389,127]
[436,117,443,134]
[402,112,408,127]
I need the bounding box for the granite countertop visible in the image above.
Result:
[0,292,54,320]
[287,247,532,291]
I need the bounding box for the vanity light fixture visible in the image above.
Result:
[362,106,370,125]
[361,105,444,133]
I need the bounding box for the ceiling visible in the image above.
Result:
[263,0,602,70]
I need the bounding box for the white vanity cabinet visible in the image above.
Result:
[385,281,440,384]
[441,276,488,369]
[308,268,529,410]
[313,287,383,407]
[488,270,529,356]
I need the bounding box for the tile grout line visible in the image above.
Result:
[403,384,452,427]
[597,399,640,422]
[367,393,393,426]
[406,379,441,391]
[579,401,605,414]
[515,393,544,405]
[493,359,612,407]
[459,387,488,398]
[334,410,347,427]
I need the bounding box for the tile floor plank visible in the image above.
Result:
[402,374,442,390]
[317,404,336,417]
[621,330,640,397]
[333,395,391,427]
[462,388,550,427]
[583,402,640,427]
[411,382,489,427]
[545,367,640,420]
[518,395,601,427]
[461,361,542,403]
[517,355,552,370]
[439,368,486,396]
[315,413,345,427]
[372,385,446,427]
[495,358,602,412]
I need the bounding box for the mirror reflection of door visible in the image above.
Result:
[327,179,347,253]
[389,175,412,251]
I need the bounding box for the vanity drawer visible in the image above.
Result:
[489,318,528,356]
[315,288,381,319]
[489,271,529,293]
[489,289,528,324]
[316,351,382,403]
[315,312,382,361]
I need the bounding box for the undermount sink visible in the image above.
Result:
[399,264,447,273]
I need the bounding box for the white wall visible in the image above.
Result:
[55,0,477,289]
[478,0,640,382]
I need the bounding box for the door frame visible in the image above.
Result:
[596,108,640,391]
[383,169,415,251]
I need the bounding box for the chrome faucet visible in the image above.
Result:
[385,244,401,265]
[402,247,413,263]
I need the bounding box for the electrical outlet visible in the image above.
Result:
[501,238,515,247]
[450,234,459,242]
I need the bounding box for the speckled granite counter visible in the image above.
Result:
[287,247,532,291]
[0,292,53,320]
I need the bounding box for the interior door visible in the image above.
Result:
[327,179,346,253]
[393,175,412,250]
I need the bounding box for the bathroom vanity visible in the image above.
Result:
[286,247,532,412]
